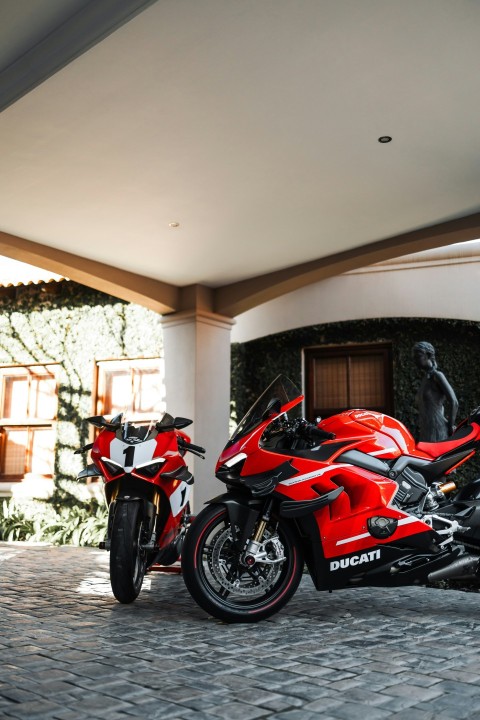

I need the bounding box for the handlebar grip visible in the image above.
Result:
[306,424,336,441]
[178,436,206,454]
[186,441,206,454]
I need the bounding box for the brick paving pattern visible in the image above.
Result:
[1,541,480,719]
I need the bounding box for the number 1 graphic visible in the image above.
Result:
[123,446,135,467]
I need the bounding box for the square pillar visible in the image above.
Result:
[161,310,234,509]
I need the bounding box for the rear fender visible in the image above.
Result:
[206,492,264,551]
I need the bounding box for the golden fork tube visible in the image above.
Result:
[252,519,267,542]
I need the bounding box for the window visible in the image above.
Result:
[304,344,393,420]
[95,358,165,421]
[0,364,58,479]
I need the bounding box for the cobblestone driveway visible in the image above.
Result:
[1,542,480,719]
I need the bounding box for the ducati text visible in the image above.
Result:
[330,549,381,571]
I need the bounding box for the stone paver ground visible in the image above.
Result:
[1,542,480,719]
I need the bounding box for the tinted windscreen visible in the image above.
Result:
[228,375,301,446]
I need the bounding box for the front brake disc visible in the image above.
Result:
[207,527,283,596]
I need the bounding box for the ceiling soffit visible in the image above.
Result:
[1,1,480,313]
[2,210,480,317]
[0,0,159,112]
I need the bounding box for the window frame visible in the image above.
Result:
[0,363,59,481]
[94,357,165,422]
[304,343,394,421]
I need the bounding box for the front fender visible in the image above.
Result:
[107,496,156,541]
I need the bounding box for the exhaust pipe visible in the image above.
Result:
[428,554,479,583]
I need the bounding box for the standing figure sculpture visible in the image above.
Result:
[412,341,458,442]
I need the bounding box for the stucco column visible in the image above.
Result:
[161,310,235,510]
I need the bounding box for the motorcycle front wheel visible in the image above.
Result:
[181,503,304,623]
[110,501,147,603]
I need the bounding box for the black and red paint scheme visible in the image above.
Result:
[182,375,480,622]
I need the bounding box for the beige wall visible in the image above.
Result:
[232,242,480,343]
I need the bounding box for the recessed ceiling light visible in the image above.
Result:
[378,136,392,143]
[169,222,180,228]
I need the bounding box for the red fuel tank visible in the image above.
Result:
[319,409,418,459]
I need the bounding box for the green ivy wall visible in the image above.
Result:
[232,318,480,483]
[0,281,163,491]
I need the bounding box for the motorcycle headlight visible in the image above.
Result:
[216,453,247,483]
[100,458,124,478]
[135,461,165,479]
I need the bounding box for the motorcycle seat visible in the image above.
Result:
[416,424,476,458]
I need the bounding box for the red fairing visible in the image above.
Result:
[222,425,428,560]
[217,379,480,563]
[275,464,423,560]
[91,428,188,486]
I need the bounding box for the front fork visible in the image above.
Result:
[242,499,286,566]
[99,496,156,551]
[207,493,286,565]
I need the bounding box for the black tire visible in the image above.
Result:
[181,503,304,623]
[110,501,147,603]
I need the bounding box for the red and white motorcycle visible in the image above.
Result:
[182,374,480,622]
[77,412,205,603]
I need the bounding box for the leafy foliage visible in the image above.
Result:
[0,497,107,546]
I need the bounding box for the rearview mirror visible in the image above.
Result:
[156,416,193,431]
[174,417,193,429]
[87,414,122,430]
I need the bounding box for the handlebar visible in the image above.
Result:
[184,440,206,454]
[177,436,206,458]
[296,420,335,442]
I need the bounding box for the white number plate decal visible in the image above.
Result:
[109,438,157,471]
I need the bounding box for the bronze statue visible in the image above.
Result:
[412,341,458,442]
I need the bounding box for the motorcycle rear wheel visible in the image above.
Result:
[110,501,147,603]
[182,503,304,623]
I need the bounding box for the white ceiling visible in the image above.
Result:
[1,0,480,291]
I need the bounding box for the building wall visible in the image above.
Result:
[0,280,163,496]
[231,242,480,343]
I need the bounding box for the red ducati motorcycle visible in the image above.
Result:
[182,374,480,622]
[77,412,205,603]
